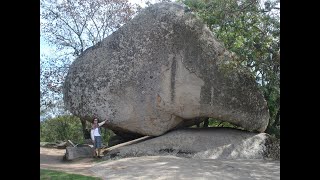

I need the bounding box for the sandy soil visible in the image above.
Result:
[40,147,97,177]
[90,155,280,180]
[40,147,280,180]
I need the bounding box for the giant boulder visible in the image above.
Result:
[63,2,269,136]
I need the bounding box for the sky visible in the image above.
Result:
[40,37,53,57]
[129,0,159,8]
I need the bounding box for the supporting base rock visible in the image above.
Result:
[103,127,280,160]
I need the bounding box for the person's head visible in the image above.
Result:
[93,118,98,125]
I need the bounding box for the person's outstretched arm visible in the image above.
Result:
[98,119,108,127]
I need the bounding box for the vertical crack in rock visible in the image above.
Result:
[170,56,177,102]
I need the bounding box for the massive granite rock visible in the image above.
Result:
[63,2,269,136]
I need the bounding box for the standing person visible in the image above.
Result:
[91,117,108,158]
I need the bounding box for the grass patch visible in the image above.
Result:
[40,169,101,180]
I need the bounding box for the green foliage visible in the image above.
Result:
[208,118,244,130]
[40,115,84,143]
[182,0,280,138]
[40,115,114,145]
[40,169,101,180]
[100,127,115,147]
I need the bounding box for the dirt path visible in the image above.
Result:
[40,147,280,180]
[40,147,98,177]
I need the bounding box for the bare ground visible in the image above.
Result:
[91,156,280,180]
[40,147,280,180]
[40,147,97,177]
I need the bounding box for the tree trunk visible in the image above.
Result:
[203,118,209,127]
[273,108,280,127]
[80,118,87,140]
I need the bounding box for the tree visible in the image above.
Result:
[41,0,135,56]
[40,0,136,138]
[40,56,70,116]
[181,0,280,138]
[40,115,84,143]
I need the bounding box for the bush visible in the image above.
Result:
[40,115,115,145]
[40,115,84,143]
[207,118,244,130]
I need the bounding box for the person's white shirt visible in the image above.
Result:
[90,120,107,141]
[93,128,101,136]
